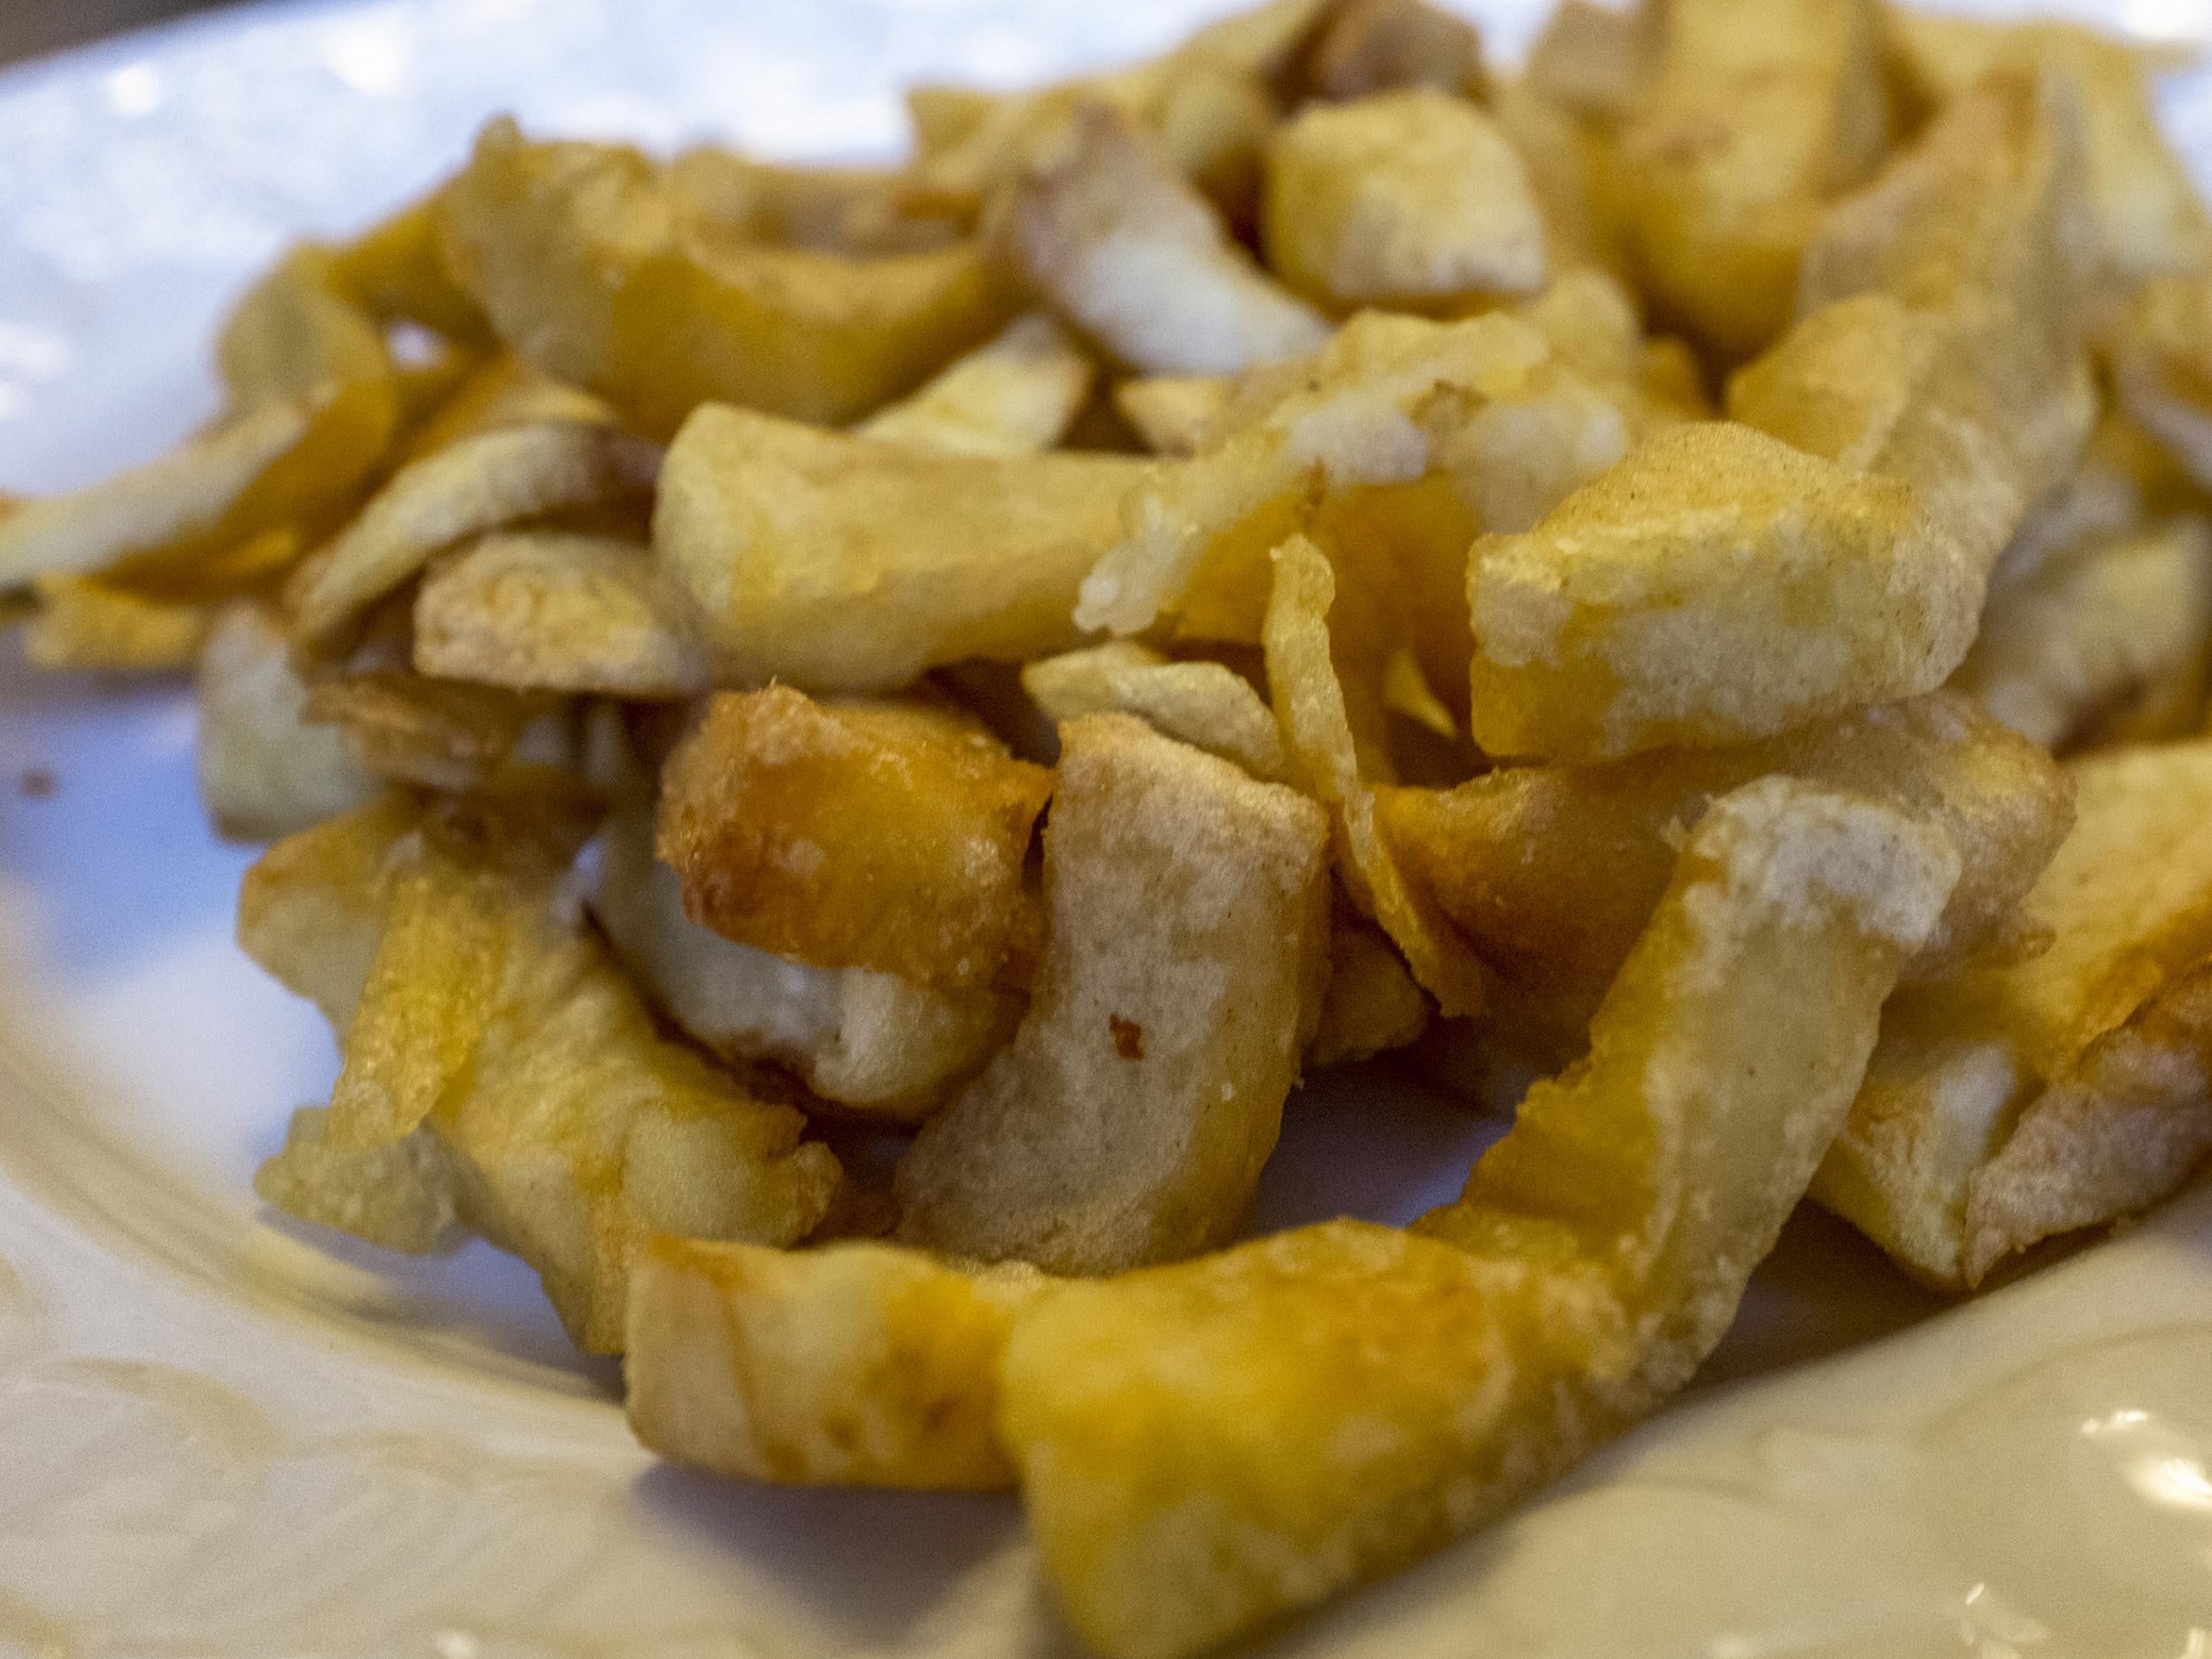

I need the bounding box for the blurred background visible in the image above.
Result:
[1,0,219,65]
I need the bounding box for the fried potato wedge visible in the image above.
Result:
[2110,273,2212,491]
[219,246,396,412]
[394,351,613,466]
[1817,738,2212,1286]
[1381,693,2071,1048]
[240,796,841,1351]
[1525,0,1652,124]
[303,670,572,793]
[1883,10,2212,285]
[288,420,660,646]
[1302,0,1487,103]
[668,147,964,257]
[21,576,211,672]
[1021,641,1286,780]
[1004,106,1329,376]
[658,687,1052,992]
[1954,518,2212,752]
[856,312,1095,456]
[1307,910,1432,1066]
[895,715,1329,1274]
[196,602,380,841]
[1267,532,1486,1017]
[1466,421,1978,759]
[1110,374,1235,457]
[1263,90,1548,311]
[326,190,494,346]
[593,795,1013,1120]
[414,532,706,698]
[655,403,1146,690]
[626,1237,1045,1490]
[440,120,1011,437]
[1993,410,2179,594]
[1002,779,1956,1659]
[1618,0,1890,362]
[255,1104,461,1256]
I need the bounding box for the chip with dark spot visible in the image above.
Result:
[1109,1015,1145,1060]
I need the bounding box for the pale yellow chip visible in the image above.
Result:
[1262,89,1548,311]
[2110,273,2212,492]
[303,669,573,794]
[1003,104,1329,376]
[626,1237,1045,1490]
[592,794,1013,1120]
[1109,374,1235,457]
[196,602,381,841]
[240,795,841,1352]
[1306,910,1432,1066]
[1817,737,2212,1286]
[1000,778,1956,1659]
[413,532,706,699]
[1953,518,2212,753]
[1466,421,1979,759]
[654,403,1147,691]
[1021,641,1286,780]
[437,119,1012,437]
[1302,0,1487,103]
[22,575,211,672]
[856,311,1096,457]
[895,714,1330,1274]
[288,419,661,646]
[255,1104,461,1256]
[657,687,1053,992]
[1525,0,1651,123]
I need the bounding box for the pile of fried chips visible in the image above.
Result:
[13,0,2212,1651]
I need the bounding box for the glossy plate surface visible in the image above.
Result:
[3,2,2211,1654]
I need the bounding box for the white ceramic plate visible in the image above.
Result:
[4,3,2212,1655]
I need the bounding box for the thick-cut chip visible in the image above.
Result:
[1262,90,1548,311]
[21,576,211,672]
[895,715,1329,1274]
[1004,105,1329,376]
[1953,518,2212,752]
[1110,374,1235,457]
[626,1238,1046,1490]
[288,420,661,646]
[196,602,380,841]
[593,795,1014,1120]
[1266,533,1486,1017]
[219,246,396,412]
[668,147,964,257]
[655,403,1147,691]
[255,1104,461,1256]
[1882,10,2212,285]
[1466,421,1978,759]
[1992,412,2168,595]
[1021,641,1286,780]
[1817,739,2212,1287]
[658,687,1052,992]
[1306,910,1431,1066]
[303,670,573,793]
[856,312,1096,457]
[1000,779,1956,1659]
[326,190,494,345]
[414,533,706,698]
[240,796,841,1352]
[1381,693,2072,1050]
[1302,0,1487,103]
[1078,309,1624,647]
[394,352,613,466]
[2110,273,2212,491]
[1617,0,1890,361]
[437,119,1011,436]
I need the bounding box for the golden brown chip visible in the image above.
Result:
[1466,421,1978,759]
[1021,641,1286,780]
[1618,0,1891,362]
[21,576,211,672]
[1817,737,2212,1286]
[1000,778,1957,1659]
[303,669,573,794]
[855,311,1096,456]
[1265,533,1486,1017]
[593,794,1014,1121]
[1525,0,1652,124]
[256,1105,461,1256]
[413,533,706,699]
[437,119,1012,437]
[326,189,495,345]
[219,246,396,411]
[1108,373,1235,457]
[654,403,1147,691]
[287,420,660,646]
[1302,0,1487,103]
[1381,692,2073,1048]
[1306,910,1432,1066]
[2109,272,2212,491]
[394,351,613,465]
[240,795,841,1352]
[196,601,381,841]
[626,1238,1045,1490]
[1953,518,2212,752]
[668,146,964,256]
[895,714,1330,1273]
[1003,104,1329,375]
[1262,90,1548,311]
[657,687,1052,992]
